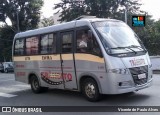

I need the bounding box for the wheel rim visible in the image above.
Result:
[5,69,7,73]
[32,79,39,90]
[85,83,96,98]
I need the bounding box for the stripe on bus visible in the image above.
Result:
[13,53,105,63]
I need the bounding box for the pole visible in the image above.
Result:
[125,9,127,24]
[16,10,20,33]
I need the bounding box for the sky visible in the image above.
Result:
[41,0,160,20]
[41,0,60,18]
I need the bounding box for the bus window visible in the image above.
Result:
[14,39,24,55]
[76,29,101,56]
[40,33,56,54]
[61,32,73,53]
[76,29,89,53]
[26,36,39,55]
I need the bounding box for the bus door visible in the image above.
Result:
[40,33,64,89]
[60,31,78,90]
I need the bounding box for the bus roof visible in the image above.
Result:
[14,18,121,39]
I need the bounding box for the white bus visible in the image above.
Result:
[12,16,153,101]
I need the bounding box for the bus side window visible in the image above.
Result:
[14,39,24,55]
[76,29,89,53]
[26,36,39,55]
[40,33,56,54]
[61,32,73,53]
[76,29,102,56]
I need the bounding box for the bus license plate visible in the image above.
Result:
[138,73,146,79]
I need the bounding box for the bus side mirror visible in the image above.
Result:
[88,30,92,39]
[98,51,103,58]
[93,48,103,58]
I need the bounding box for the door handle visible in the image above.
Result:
[61,59,63,63]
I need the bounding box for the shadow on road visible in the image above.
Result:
[102,92,150,105]
[45,89,150,105]
[11,88,151,106]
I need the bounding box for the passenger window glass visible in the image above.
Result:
[76,29,101,56]
[61,32,73,53]
[14,39,24,55]
[40,33,56,54]
[26,36,39,55]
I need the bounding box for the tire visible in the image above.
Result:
[1,70,4,73]
[4,69,8,73]
[82,78,101,102]
[30,75,48,93]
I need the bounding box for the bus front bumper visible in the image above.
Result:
[100,73,153,94]
[116,78,153,94]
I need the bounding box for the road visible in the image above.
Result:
[0,73,160,114]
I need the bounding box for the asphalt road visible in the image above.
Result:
[0,73,160,115]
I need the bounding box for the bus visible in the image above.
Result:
[12,16,153,101]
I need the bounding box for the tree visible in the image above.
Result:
[0,26,14,61]
[0,0,44,61]
[0,0,44,33]
[39,16,54,27]
[54,0,142,22]
[147,20,160,55]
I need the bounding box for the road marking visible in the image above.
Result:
[0,92,17,98]
[0,79,14,82]
[14,84,30,87]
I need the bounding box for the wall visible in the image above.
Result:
[150,56,160,71]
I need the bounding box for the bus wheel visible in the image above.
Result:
[30,75,48,93]
[82,78,101,102]
[4,69,8,73]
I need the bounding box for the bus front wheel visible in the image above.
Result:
[82,78,101,102]
[30,75,48,93]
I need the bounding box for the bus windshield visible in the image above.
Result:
[92,21,145,54]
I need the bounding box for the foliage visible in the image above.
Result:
[0,0,44,61]
[0,26,14,61]
[0,0,44,32]
[54,0,142,22]
[39,17,54,27]
[146,20,160,55]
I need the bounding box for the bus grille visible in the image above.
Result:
[129,66,148,85]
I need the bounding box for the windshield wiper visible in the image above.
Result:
[110,47,126,49]
[128,45,142,49]
[127,45,147,52]
[110,46,137,54]
[126,46,137,54]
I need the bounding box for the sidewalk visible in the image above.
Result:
[153,70,160,74]
[150,56,160,74]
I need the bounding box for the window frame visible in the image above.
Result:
[13,32,59,56]
[60,30,74,54]
[14,38,26,56]
[40,33,57,55]
[25,35,40,56]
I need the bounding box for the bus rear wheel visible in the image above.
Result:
[4,69,8,73]
[82,78,101,102]
[30,75,48,93]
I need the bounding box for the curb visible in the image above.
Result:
[153,70,160,74]
[150,56,160,58]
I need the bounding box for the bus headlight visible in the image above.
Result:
[107,68,130,74]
